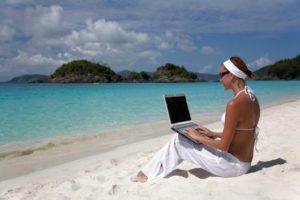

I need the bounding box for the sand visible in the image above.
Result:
[0,99,300,200]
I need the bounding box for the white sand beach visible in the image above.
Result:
[1,99,300,200]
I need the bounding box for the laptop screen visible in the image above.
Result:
[165,95,192,124]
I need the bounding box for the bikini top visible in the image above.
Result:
[221,86,260,151]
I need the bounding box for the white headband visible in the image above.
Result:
[223,59,247,79]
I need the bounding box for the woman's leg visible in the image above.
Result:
[134,134,250,182]
[142,134,185,180]
[131,135,184,183]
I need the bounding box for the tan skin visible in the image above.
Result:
[132,65,260,182]
[186,65,260,162]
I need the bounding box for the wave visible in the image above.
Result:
[0,141,57,159]
[0,120,171,160]
[0,112,223,161]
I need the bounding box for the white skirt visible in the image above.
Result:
[142,134,251,181]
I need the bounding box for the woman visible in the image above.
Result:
[132,56,260,182]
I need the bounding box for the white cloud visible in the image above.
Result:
[60,18,158,69]
[0,14,197,80]
[155,31,196,52]
[0,51,68,80]
[201,46,220,55]
[11,51,64,67]
[0,1,299,80]
[250,56,272,70]
[65,19,149,46]
[24,5,63,37]
[60,19,196,70]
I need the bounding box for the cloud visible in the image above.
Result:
[61,19,195,69]
[65,18,149,46]
[155,31,196,52]
[250,56,272,70]
[11,51,65,67]
[0,25,16,42]
[0,5,66,53]
[0,51,68,81]
[0,13,197,80]
[23,5,63,37]
[0,1,299,80]
[201,46,221,55]
[61,18,158,69]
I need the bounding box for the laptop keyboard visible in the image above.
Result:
[171,122,200,143]
[174,122,198,133]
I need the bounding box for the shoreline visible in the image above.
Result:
[0,96,299,181]
[0,98,300,199]
[0,111,223,181]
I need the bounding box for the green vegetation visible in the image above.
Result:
[7,54,300,83]
[51,60,119,83]
[48,61,200,83]
[255,55,300,80]
[126,71,151,82]
[154,63,198,82]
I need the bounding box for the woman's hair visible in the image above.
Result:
[230,56,256,79]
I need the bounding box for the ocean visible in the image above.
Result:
[0,81,300,144]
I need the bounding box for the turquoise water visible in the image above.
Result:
[0,81,300,142]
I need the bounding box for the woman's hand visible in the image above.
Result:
[194,125,215,138]
[185,127,208,143]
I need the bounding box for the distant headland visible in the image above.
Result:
[255,54,300,80]
[6,54,300,83]
[7,61,219,83]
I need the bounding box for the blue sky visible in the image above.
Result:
[0,0,300,81]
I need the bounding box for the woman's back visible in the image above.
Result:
[228,91,260,162]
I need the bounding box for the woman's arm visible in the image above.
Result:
[195,125,222,138]
[186,101,238,152]
[210,131,223,138]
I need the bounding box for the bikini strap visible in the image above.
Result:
[245,85,259,151]
[242,86,259,151]
[244,86,256,102]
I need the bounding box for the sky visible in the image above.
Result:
[0,0,300,81]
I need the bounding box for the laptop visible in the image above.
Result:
[164,94,199,143]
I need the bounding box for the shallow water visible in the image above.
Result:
[0,81,299,144]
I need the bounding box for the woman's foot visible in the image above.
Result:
[131,171,148,183]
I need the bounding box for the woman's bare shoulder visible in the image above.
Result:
[226,95,249,113]
[226,99,239,113]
